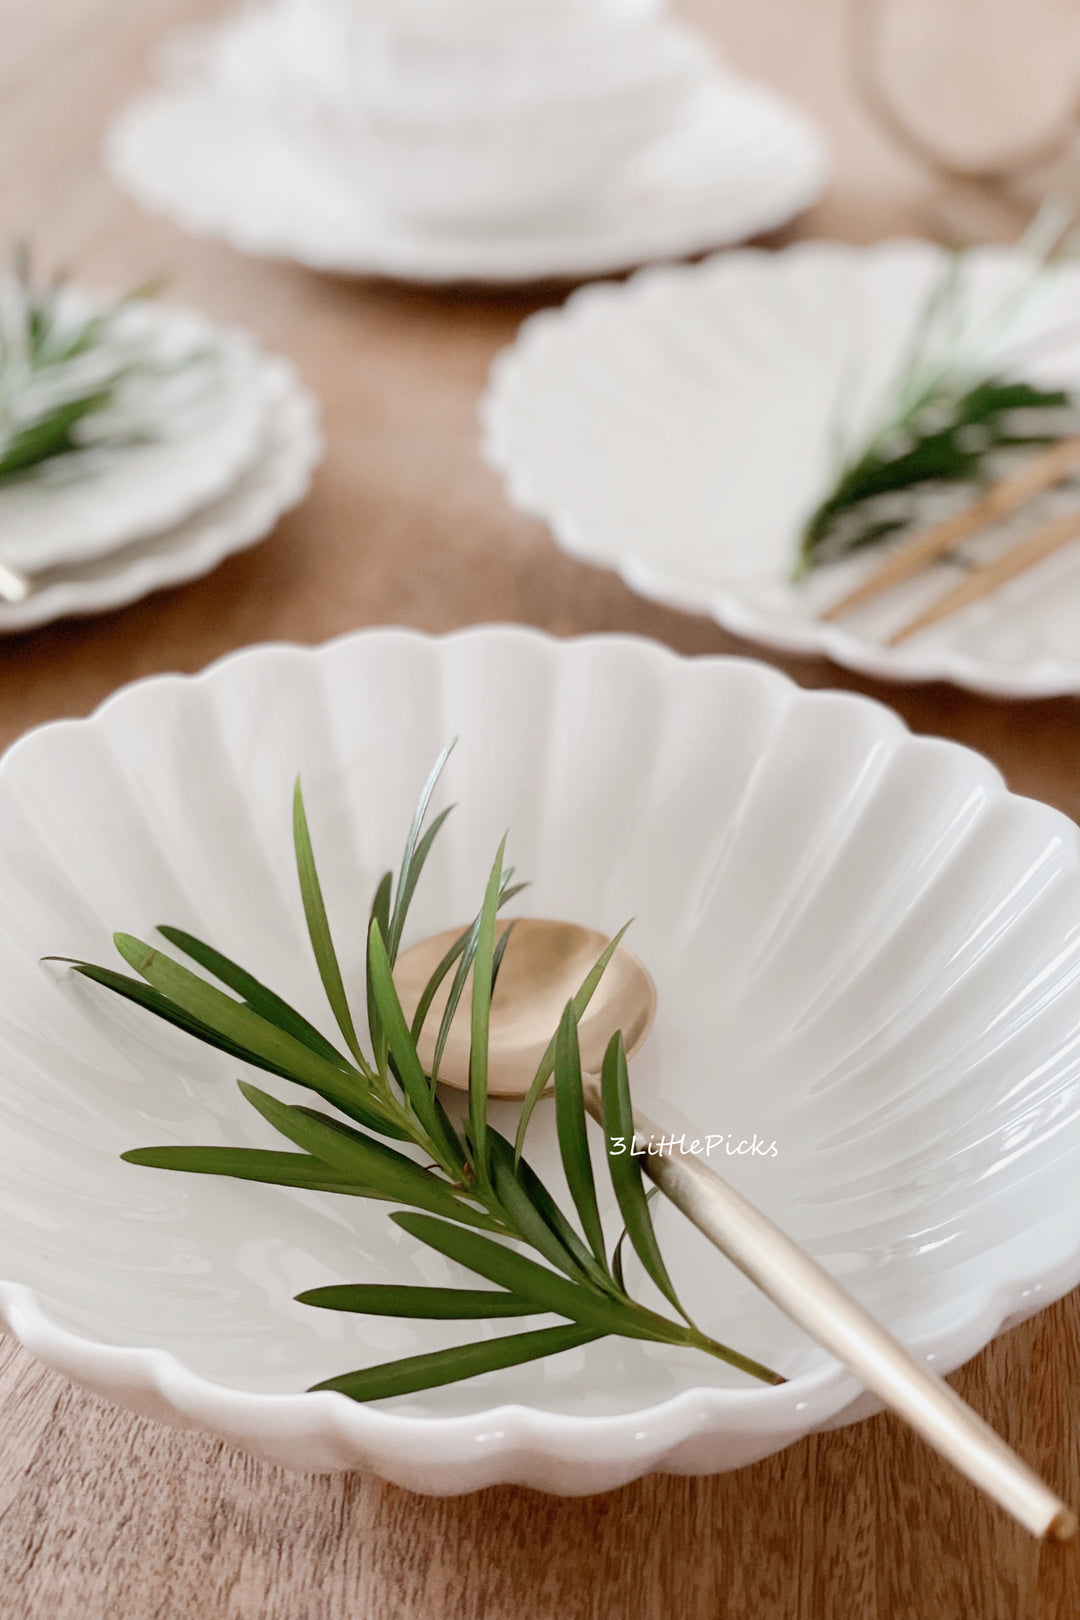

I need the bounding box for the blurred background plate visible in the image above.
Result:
[0,304,269,574]
[106,76,829,284]
[483,239,1080,696]
[0,357,321,633]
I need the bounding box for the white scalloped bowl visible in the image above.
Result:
[2,627,1080,1491]
[482,241,1080,698]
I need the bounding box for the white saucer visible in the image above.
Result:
[483,240,1080,699]
[0,357,321,633]
[106,76,829,284]
[0,302,269,573]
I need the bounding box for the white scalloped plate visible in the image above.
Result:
[1,628,1079,1490]
[0,301,270,573]
[483,241,1080,697]
[105,75,829,284]
[0,358,320,632]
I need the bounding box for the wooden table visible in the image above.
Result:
[2,1,1079,1614]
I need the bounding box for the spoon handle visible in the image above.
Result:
[581,1081,1076,1542]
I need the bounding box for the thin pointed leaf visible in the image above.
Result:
[611,1188,660,1293]
[239,1084,490,1229]
[486,1129,613,1295]
[62,961,271,1061]
[553,1002,607,1269]
[468,838,507,1187]
[121,1146,382,1196]
[296,1284,537,1318]
[294,1103,471,1208]
[409,923,470,1042]
[431,912,481,1082]
[429,872,525,1082]
[367,920,464,1171]
[111,934,400,1136]
[156,926,348,1069]
[489,918,515,992]
[63,960,404,1139]
[387,803,454,958]
[600,1031,690,1325]
[513,922,633,1163]
[485,1133,591,1285]
[366,869,394,1067]
[386,740,456,962]
[392,1213,664,1341]
[293,779,364,1066]
[310,1323,602,1402]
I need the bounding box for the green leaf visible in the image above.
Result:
[468,838,507,1188]
[600,1031,691,1326]
[310,1323,602,1403]
[387,805,454,960]
[110,934,399,1136]
[121,1146,382,1196]
[293,779,365,1067]
[513,922,633,1163]
[386,740,456,963]
[0,391,114,483]
[428,872,526,1082]
[156,926,348,1069]
[553,1001,607,1270]
[611,1187,660,1292]
[392,1212,663,1341]
[430,914,481,1083]
[489,918,515,992]
[238,1084,491,1229]
[61,961,272,1063]
[490,1132,615,1295]
[366,869,394,1067]
[296,1284,537,1318]
[486,1131,593,1285]
[367,920,464,1172]
[798,358,1079,574]
[408,922,470,1042]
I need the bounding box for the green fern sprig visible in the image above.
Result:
[53,744,782,1402]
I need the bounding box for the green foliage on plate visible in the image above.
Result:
[54,744,783,1402]
[0,248,161,487]
[796,217,1080,578]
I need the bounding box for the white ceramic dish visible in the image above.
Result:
[210,4,715,229]
[483,240,1080,698]
[0,357,320,633]
[1,627,1079,1491]
[105,75,828,284]
[0,301,269,574]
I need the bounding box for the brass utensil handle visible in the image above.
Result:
[581,1081,1076,1541]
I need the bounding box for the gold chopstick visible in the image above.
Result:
[889,508,1080,644]
[821,435,1080,622]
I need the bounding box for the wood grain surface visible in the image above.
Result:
[1,1,1079,1615]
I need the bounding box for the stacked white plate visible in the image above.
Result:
[106,0,830,284]
[0,292,321,632]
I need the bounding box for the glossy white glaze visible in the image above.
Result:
[1,628,1078,1487]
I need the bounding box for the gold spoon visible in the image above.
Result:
[395,917,1077,1542]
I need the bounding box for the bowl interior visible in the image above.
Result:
[2,630,1079,1417]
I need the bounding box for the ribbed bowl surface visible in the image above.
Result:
[2,627,1078,1489]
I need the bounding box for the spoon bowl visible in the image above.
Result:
[394,917,656,1096]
